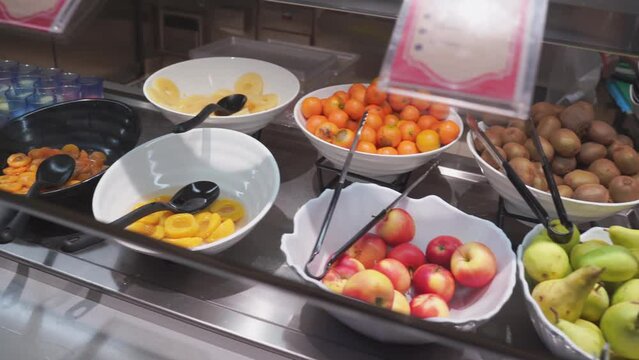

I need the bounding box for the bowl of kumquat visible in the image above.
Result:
[293,82,463,176]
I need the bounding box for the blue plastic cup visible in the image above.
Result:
[26,93,56,112]
[56,84,81,102]
[13,74,41,91]
[17,63,40,76]
[5,87,33,101]
[40,67,62,80]
[34,79,60,96]
[0,98,28,118]
[0,60,18,74]
[78,76,103,98]
[59,72,79,85]
[0,71,14,88]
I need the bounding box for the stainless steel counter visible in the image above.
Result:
[1,101,635,359]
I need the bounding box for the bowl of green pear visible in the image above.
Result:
[517,224,639,360]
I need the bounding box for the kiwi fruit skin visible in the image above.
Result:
[608,175,639,203]
[501,127,527,145]
[551,156,577,176]
[473,131,502,153]
[578,142,607,165]
[532,102,563,124]
[481,147,506,170]
[588,120,617,145]
[615,134,634,147]
[612,145,639,175]
[550,128,581,157]
[509,157,535,186]
[486,125,505,137]
[553,174,565,186]
[525,137,555,162]
[508,119,526,132]
[564,169,600,190]
[536,115,561,139]
[503,142,530,161]
[557,184,574,198]
[559,101,594,137]
[532,172,548,191]
[588,158,621,187]
[607,141,626,159]
[573,184,611,203]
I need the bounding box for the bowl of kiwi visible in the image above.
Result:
[467,101,639,223]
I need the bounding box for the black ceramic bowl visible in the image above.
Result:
[0,99,141,201]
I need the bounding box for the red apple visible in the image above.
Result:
[387,243,425,272]
[391,290,410,315]
[375,208,415,246]
[342,269,395,309]
[412,263,456,303]
[426,235,463,269]
[321,256,365,293]
[410,294,449,319]
[450,242,497,288]
[345,233,387,268]
[373,258,411,293]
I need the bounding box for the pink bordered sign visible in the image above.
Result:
[378,0,548,119]
[0,0,82,33]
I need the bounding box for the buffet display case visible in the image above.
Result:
[1,1,638,359]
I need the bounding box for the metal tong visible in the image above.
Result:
[304,111,369,279]
[466,114,573,243]
[305,159,441,280]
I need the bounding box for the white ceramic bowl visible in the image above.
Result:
[281,182,517,344]
[466,124,639,223]
[517,225,610,360]
[293,84,464,177]
[144,57,300,134]
[93,128,280,255]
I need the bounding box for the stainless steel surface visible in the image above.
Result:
[0,99,565,359]
[0,258,290,360]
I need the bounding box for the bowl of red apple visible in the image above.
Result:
[281,182,517,344]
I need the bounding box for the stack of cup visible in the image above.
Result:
[0,59,104,124]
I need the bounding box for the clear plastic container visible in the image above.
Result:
[189,37,358,93]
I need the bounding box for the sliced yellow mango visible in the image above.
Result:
[163,237,203,248]
[126,222,156,236]
[194,212,221,239]
[234,72,263,96]
[164,213,198,238]
[150,225,165,240]
[208,198,245,222]
[207,218,235,242]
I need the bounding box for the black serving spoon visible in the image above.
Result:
[172,94,247,133]
[60,181,220,252]
[0,154,76,243]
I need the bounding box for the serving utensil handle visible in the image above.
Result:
[304,112,368,279]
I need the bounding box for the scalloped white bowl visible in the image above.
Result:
[518,226,610,360]
[293,84,464,176]
[144,57,300,134]
[467,123,639,223]
[281,182,516,343]
[93,128,280,256]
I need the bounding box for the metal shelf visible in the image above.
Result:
[265,0,639,55]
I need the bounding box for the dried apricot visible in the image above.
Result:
[0,182,21,192]
[3,166,27,175]
[7,153,31,168]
